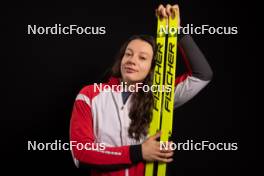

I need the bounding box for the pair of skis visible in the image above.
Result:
[145,13,179,176]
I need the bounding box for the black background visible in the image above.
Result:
[4,0,255,175]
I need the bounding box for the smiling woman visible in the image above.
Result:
[69,3,213,176]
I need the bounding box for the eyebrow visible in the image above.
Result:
[126,48,151,57]
[126,48,133,52]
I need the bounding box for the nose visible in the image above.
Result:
[126,55,137,65]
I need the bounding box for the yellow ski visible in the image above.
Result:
[145,11,179,176]
[145,15,166,176]
[157,14,178,176]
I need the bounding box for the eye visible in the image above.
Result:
[124,52,132,57]
[140,56,147,60]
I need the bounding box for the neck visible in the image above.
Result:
[121,79,141,92]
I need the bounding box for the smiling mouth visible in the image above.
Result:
[124,67,137,73]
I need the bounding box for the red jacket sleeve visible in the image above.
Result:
[70,91,133,166]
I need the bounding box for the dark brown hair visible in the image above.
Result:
[111,35,157,141]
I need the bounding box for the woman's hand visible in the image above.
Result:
[142,132,174,163]
[156,4,181,26]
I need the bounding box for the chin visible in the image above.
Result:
[123,76,139,84]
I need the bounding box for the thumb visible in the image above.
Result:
[151,131,161,140]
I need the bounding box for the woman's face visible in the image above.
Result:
[121,39,153,85]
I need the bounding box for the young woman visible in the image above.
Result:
[70,4,213,176]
